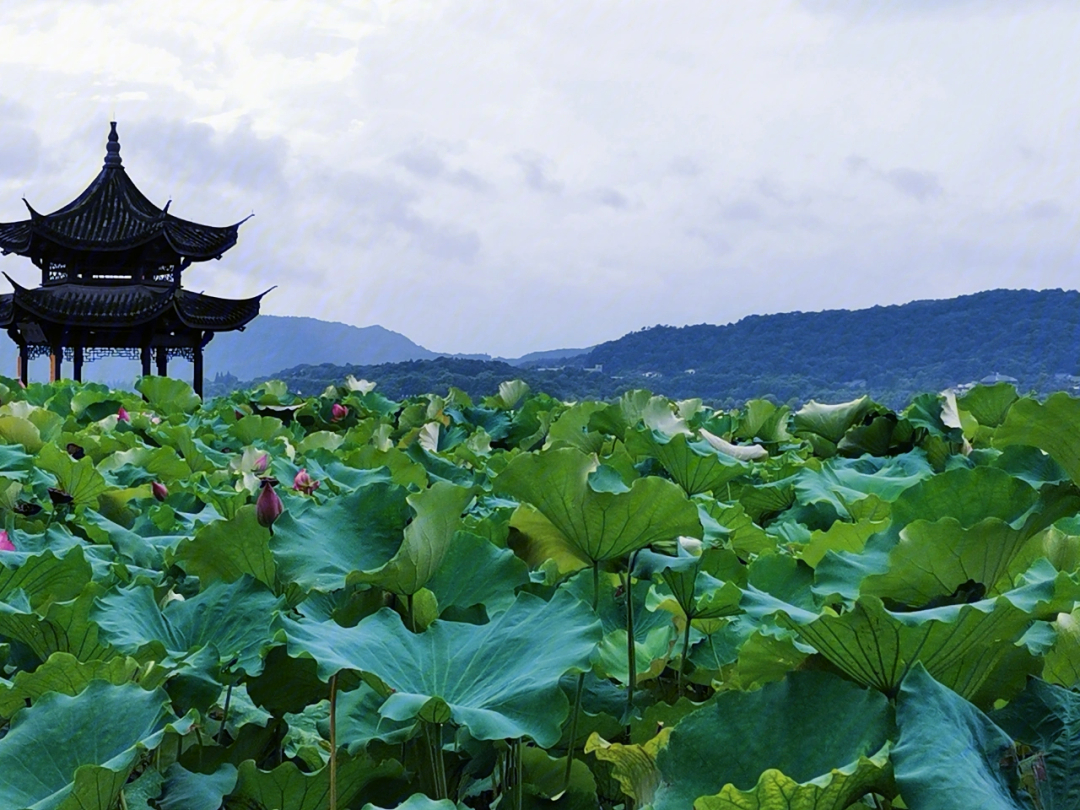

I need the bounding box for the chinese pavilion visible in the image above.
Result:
[0,122,268,395]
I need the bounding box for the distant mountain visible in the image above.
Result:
[0,316,438,387]
[225,289,1080,407]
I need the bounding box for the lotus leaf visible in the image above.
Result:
[229,755,402,810]
[893,664,1028,810]
[93,576,282,676]
[281,590,601,746]
[496,447,701,562]
[354,481,473,596]
[158,763,238,810]
[0,681,193,810]
[170,505,277,587]
[652,671,892,810]
[270,474,410,592]
[994,392,1080,487]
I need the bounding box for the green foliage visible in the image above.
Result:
[2,376,1080,809]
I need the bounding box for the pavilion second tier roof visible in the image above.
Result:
[0,123,248,262]
[0,276,268,332]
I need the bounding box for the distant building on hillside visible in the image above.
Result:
[0,123,269,394]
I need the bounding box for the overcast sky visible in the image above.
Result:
[0,1,1077,357]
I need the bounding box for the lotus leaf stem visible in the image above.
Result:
[216,682,234,746]
[329,673,338,810]
[679,612,693,696]
[563,561,601,792]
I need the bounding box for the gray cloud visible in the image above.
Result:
[118,117,290,197]
[394,145,486,191]
[513,152,564,194]
[884,168,943,202]
[591,187,629,209]
[847,155,943,202]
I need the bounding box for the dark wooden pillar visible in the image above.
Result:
[193,343,204,398]
[73,345,84,383]
[16,343,28,386]
[49,346,62,382]
[140,345,151,378]
[155,347,168,377]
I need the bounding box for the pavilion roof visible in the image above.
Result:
[0,123,248,262]
[0,276,268,332]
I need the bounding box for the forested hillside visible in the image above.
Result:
[220,289,1080,406]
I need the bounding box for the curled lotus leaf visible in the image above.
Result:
[496,446,701,563]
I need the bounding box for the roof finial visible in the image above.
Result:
[104,122,122,168]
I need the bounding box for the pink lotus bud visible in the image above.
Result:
[0,530,14,552]
[252,453,270,474]
[117,406,130,423]
[256,477,283,529]
[152,481,168,502]
[292,468,321,495]
[331,403,348,422]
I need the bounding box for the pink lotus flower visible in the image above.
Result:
[256,477,283,530]
[252,453,270,474]
[293,468,321,495]
[331,403,348,422]
[0,530,14,552]
[152,481,168,502]
[117,406,130,422]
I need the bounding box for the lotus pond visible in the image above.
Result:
[0,374,1077,810]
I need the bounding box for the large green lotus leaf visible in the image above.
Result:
[792,453,931,520]
[893,664,1028,810]
[270,476,410,593]
[959,383,1019,428]
[0,545,92,606]
[798,518,887,569]
[495,447,701,562]
[0,681,193,810]
[158,763,238,810]
[508,504,592,576]
[890,465,1039,530]
[169,506,276,588]
[652,671,893,810]
[546,400,607,453]
[97,446,192,485]
[281,590,601,746]
[816,481,1079,605]
[135,376,202,415]
[228,755,402,810]
[80,509,189,571]
[229,414,286,444]
[36,442,111,507]
[860,512,1069,607]
[626,428,748,495]
[0,414,42,452]
[0,581,116,662]
[426,531,530,617]
[758,560,1080,700]
[0,651,153,719]
[792,397,875,444]
[93,576,282,676]
[994,393,1080,487]
[354,481,473,596]
[990,677,1080,809]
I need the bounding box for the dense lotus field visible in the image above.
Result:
[2,374,1080,809]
